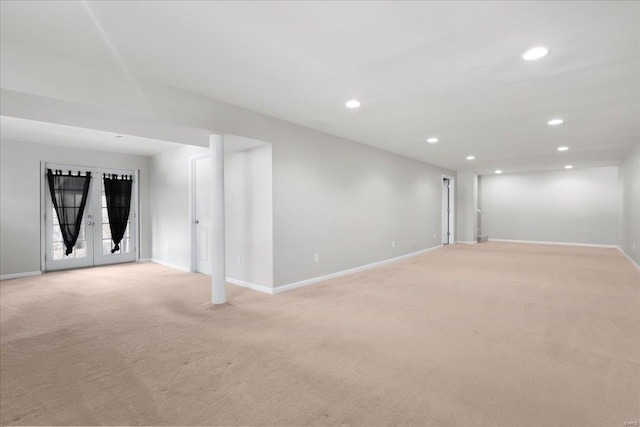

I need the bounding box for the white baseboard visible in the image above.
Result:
[273,245,442,294]
[226,277,273,294]
[456,241,477,244]
[150,258,191,272]
[488,238,619,249]
[617,247,640,271]
[138,258,151,263]
[489,239,639,271]
[149,259,274,293]
[0,271,42,281]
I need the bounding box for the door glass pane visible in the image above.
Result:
[52,210,63,242]
[51,207,87,260]
[75,240,87,258]
[103,240,113,255]
[52,242,64,260]
[102,224,111,240]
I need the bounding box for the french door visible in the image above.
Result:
[42,163,138,272]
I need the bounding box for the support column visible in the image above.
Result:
[210,134,226,304]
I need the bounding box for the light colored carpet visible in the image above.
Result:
[1,242,638,426]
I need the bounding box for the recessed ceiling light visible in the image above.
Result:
[114,135,126,139]
[522,46,549,61]
[557,146,569,151]
[565,165,573,169]
[466,156,475,160]
[345,99,361,109]
[426,137,438,143]
[495,170,503,174]
[547,119,564,126]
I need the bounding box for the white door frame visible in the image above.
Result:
[189,153,211,273]
[40,162,140,272]
[442,174,455,244]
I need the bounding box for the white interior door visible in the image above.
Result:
[43,163,138,272]
[194,156,212,274]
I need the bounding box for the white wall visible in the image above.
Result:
[150,139,453,289]
[0,139,152,276]
[272,138,454,287]
[456,171,478,243]
[150,145,208,270]
[480,166,619,246]
[225,144,273,287]
[619,143,640,266]
[150,143,274,288]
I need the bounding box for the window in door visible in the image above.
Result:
[51,207,87,260]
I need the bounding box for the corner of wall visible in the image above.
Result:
[619,143,640,267]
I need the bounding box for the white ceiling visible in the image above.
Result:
[0,116,183,156]
[1,1,638,174]
[0,116,267,156]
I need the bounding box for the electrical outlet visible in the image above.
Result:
[236,255,241,265]
[314,253,320,263]
[391,241,395,248]
[433,233,437,239]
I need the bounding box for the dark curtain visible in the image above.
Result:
[103,174,133,253]
[47,169,92,256]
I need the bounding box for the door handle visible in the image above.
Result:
[87,221,94,226]
[195,220,199,224]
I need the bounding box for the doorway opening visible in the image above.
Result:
[41,162,139,272]
[442,175,455,245]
